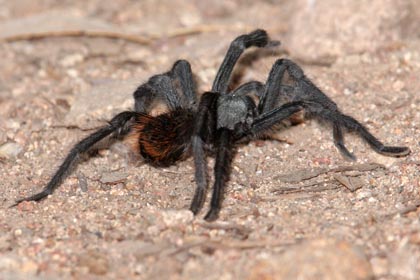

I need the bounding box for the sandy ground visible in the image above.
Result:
[0,1,419,279]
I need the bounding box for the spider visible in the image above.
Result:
[14,29,410,221]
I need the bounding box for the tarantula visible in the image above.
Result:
[14,29,410,221]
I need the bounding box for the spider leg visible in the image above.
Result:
[147,74,183,110]
[337,113,411,157]
[212,29,271,93]
[12,111,137,206]
[264,58,410,158]
[204,128,234,222]
[190,135,207,214]
[134,59,197,113]
[170,60,197,109]
[258,59,300,114]
[231,81,264,97]
[241,101,304,138]
[191,81,267,217]
[202,102,304,221]
[257,60,286,113]
[190,92,219,215]
[333,122,356,160]
[133,83,157,113]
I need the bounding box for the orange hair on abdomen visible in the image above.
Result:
[127,109,195,167]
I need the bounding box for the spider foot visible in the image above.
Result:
[377,146,411,157]
[11,190,51,208]
[243,29,270,48]
[336,143,357,161]
[190,188,206,215]
[204,207,220,222]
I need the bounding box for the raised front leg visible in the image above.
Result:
[212,29,272,93]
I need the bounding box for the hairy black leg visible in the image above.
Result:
[134,75,181,113]
[190,135,207,214]
[190,92,219,215]
[12,111,137,206]
[170,60,197,109]
[333,122,356,160]
[231,81,264,97]
[148,75,183,110]
[212,29,270,93]
[133,75,181,113]
[258,59,288,113]
[204,128,234,222]
[339,114,410,157]
[270,58,410,158]
[243,101,304,138]
[134,60,197,113]
[133,83,156,113]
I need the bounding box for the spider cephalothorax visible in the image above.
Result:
[14,29,410,221]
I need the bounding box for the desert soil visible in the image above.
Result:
[0,1,419,279]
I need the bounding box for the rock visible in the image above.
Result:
[21,260,38,274]
[247,239,373,280]
[0,256,19,271]
[16,201,35,212]
[0,142,22,158]
[100,171,128,185]
[78,250,109,275]
[287,0,420,61]
[161,209,194,228]
[389,240,419,279]
[0,236,12,251]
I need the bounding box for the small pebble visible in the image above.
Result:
[78,251,109,276]
[247,239,373,280]
[0,142,22,158]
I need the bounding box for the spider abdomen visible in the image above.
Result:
[129,109,195,167]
